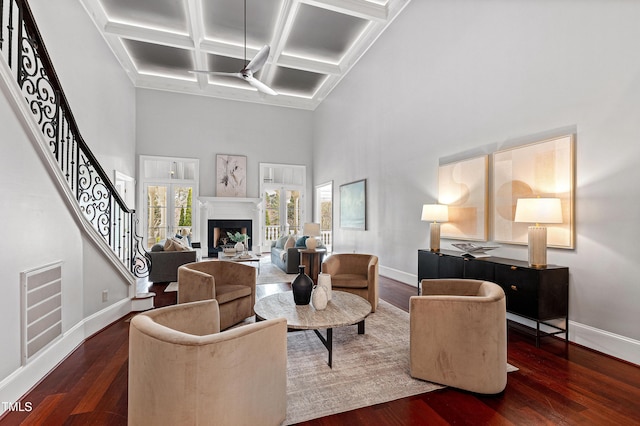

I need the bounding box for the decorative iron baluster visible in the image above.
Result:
[1,0,149,277]
[1,0,4,50]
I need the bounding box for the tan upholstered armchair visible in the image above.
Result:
[410,279,507,394]
[321,253,379,312]
[129,300,287,426]
[178,260,256,330]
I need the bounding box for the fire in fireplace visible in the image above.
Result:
[208,219,252,257]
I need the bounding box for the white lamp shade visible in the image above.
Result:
[421,204,448,222]
[303,222,321,236]
[514,198,563,224]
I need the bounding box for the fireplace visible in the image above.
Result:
[208,219,252,257]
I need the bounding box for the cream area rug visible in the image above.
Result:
[256,256,297,285]
[283,299,517,425]
[284,299,440,424]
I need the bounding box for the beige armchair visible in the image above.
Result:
[178,260,256,330]
[321,253,379,312]
[129,300,287,426]
[409,279,507,394]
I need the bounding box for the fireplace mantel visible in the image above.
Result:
[198,197,262,257]
[198,196,261,205]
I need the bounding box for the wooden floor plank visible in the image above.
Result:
[1,276,639,425]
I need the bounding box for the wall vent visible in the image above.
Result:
[20,262,63,365]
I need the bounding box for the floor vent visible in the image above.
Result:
[21,262,63,365]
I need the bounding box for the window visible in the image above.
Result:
[139,156,199,249]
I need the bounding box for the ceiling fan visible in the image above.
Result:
[190,0,277,96]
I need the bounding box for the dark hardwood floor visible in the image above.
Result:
[2,277,639,425]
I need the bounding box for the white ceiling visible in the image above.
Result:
[79,0,410,110]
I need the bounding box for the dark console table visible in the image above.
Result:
[418,249,569,346]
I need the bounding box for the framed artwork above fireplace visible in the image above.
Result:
[217,154,247,197]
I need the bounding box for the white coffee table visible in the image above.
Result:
[219,251,261,273]
[254,290,372,367]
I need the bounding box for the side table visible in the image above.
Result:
[298,248,326,284]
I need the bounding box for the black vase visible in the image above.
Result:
[292,265,313,305]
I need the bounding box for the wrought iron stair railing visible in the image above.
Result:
[1,0,149,277]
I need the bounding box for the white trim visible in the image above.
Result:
[378,264,639,366]
[570,321,640,367]
[0,298,132,416]
[379,265,417,287]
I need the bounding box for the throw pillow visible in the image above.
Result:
[295,236,308,247]
[284,236,296,250]
[275,235,288,249]
[163,239,177,251]
[151,243,164,252]
[171,238,189,251]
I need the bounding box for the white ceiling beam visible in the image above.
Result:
[277,55,341,75]
[104,22,194,50]
[198,39,255,61]
[300,0,388,22]
[260,0,299,86]
[135,75,318,110]
[185,0,207,88]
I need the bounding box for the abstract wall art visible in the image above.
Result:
[492,134,575,248]
[438,155,488,241]
[216,154,247,197]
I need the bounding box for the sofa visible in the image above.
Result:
[177,260,256,330]
[270,234,325,274]
[270,234,297,273]
[146,237,197,283]
[128,299,287,426]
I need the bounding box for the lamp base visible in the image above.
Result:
[528,225,547,268]
[305,237,318,250]
[429,222,441,252]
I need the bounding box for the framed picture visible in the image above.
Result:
[493,134,575,248]
[216,154,247,197]
[438,155,488,241]
[340,179,366,230]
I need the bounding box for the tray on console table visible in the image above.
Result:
[417,249,569,347]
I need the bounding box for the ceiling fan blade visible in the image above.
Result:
[245,45,270,73]
[245,76,277,96]
[190,70,243,79]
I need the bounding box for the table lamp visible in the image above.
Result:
[303,222,321,250]
[421,204,449,251]
[514,197,563,268]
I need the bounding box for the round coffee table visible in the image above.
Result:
[254,290,372,367]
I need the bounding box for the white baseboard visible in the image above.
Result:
[379,266,417,288]
[570,321,640,366]
[0,298,132,415]
[379,264,639,367]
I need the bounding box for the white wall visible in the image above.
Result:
[0,0,135,406]
[136,88,314,201]
[30,0,137,182]
[0,89,84,381]
[26,0,137,316]
[314,0,640,361]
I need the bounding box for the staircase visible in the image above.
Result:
[1,0,151,299]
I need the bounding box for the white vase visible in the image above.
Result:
[317,273,332,301]
[234,241,244,252]
[312,285,328,310]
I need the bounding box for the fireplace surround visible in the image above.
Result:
[208,219,252,257]
[198,197,261,259]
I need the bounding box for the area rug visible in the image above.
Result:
[284,300,437,423]
[256,257,297,285]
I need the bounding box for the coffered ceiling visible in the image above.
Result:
[79,0,411,110]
